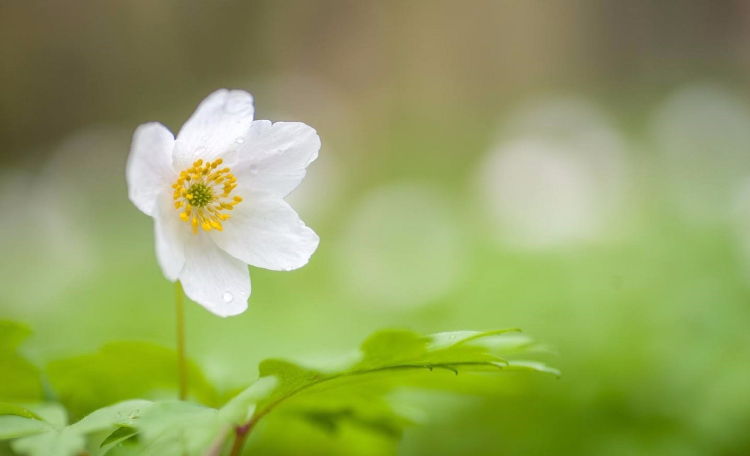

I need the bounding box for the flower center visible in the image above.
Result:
[187,183,212,207]
[172,158,242,234]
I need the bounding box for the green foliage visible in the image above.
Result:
[126,377,277,456]
[0,321,32,349]
[0,321,43,403]
[254,328,557,439]
[0,400,150,456]
[0,417,50,441]
[0,327,556,455]
[0,406,41,422]
[46,341,219,419]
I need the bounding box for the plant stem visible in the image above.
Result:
[228,425,251,456]
[175,281,188,401]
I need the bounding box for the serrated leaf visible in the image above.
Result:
[0,400,153,456]
[245,328,558,447]
[1,327,555,454]
[122,377,278,455]
[47,341,218,419]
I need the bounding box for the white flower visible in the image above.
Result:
[126,89,320,317]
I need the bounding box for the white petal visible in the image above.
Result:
[232,121,320,198]
[179,234,250,317]
[126,123,176,216]
[173,89,255,171]
[210,194,319,271]
[154,192,187,281]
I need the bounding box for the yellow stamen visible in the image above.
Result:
[171,158,242,235]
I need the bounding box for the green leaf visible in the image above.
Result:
[0,321,32,349]
[1,327,555,454]
[10,428,85,456]
[301,408,405,438]
[505,360,562,378]
[100,426,137,448]
[3,360,274,456]
[134,401,225,456]
[257,360,322,404]
[47,341,218,419]
[0,400,153,456]
[0,404,42,421]
[0,321,44,403]
[0,416,50,440]
[123,377,278,456]
[23,404,67,428]
[70,399,152,434]
[248,328,557,443]
[218,376,278,425]
[356,330,427,369]
[0,354,44,403]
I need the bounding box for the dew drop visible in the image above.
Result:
[222,292,234,302]
[249,165,259,174]
[235,137,245,144]
[201,134,209,142]
[196,146,207,154]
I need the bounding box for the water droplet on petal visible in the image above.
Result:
[222,292,234,302]
[201,134,209,142]
[235,137,245,144]
[249,165,259,174]
[196,146,207,155]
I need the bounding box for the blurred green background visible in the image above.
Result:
[2,1,750,454]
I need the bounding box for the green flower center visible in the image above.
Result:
[188,183,213,207]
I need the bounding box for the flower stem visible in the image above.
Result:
[229,420,257,456]
[175,281,188,400]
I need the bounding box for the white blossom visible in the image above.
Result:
[127,89,320,316]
